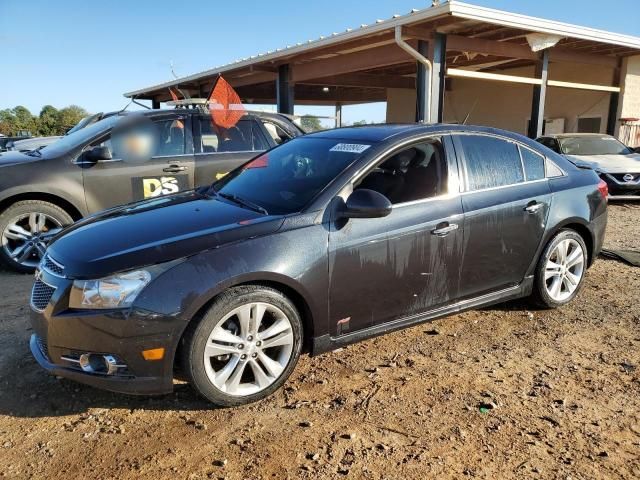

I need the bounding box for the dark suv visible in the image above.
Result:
[0,109,303,272]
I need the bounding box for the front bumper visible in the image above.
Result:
[30,334,172,395]
[600,172,640,199]
[28,267,182,396]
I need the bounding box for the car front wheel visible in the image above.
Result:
[181,285,303,407]
[532,229,588,308]
[0,200,73,273]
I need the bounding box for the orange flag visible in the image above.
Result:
[168,87,179,101]
[208,75,245,129]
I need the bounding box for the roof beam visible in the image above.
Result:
[292,43,413,83]
[300,73,415,89]
[446,34,618,68]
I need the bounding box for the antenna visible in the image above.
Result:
[462,99,478,125]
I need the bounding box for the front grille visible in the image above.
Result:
[608,173,640,183]
[31,280,56,312]
[41,254,64,277]
[35,335,50,361]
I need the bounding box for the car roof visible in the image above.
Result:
[540,133,613,139]
[306,123,540,145]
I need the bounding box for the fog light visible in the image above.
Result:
[78,353,120,375]
[142,348,165,361]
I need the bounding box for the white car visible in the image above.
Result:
[537,133,640,200]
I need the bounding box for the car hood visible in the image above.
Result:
[565,153,640,173]
[47,191,285,278]
[0,150,41,166]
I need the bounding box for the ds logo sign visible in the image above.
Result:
[132,175,189,200]
[143,176,179,198]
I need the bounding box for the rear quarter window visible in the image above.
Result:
[457,135,524,191]
[520,146,546,181]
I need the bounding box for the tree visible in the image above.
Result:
[300,115,323,132]
[352,120,369,126]
[11,106,36,135]
[56,105,88,134]
[0,109,16,136]
[38,105,59,136]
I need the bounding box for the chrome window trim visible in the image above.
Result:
[194,150,262,156]
[459,177,548,196]
[73,153,193,165]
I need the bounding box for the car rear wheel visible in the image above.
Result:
[532,229,587,308]
[0,200,73,273]
[181,285,303,407]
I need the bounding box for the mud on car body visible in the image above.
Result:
[30,124,607,407]
[0,108,302,272]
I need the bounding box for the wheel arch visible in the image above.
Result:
[0,192,84,221]
[173,274,316,373]
[546,219,595,266]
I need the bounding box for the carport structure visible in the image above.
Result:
[125,1,640,140]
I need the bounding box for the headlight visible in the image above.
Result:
[69,270,152,309]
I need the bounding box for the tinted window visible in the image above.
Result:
[199,117,268,153]
[357,140,447,204]
[538,137,559,153]
[520,146,545,181]
[100,118,186,159]
[558,136,633,155]
[214,137,374,215]
[262,120,292,145]
[458,135,524,190]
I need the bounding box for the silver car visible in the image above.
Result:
[537,133,640,200]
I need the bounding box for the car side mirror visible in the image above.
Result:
[84,145,112,162]
[341,189,392,219]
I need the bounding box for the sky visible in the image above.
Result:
[1,0,638,126]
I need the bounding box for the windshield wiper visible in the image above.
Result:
[218,192,269,215]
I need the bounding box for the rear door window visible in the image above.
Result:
[457,135,524,191]
[198,116,268,153]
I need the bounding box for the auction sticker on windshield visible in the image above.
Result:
[329,143,371,154]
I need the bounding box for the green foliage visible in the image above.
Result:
[0,105,90,137]
[352,120,369,126]
[300,115,323,132]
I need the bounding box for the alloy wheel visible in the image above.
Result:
[544,238,585,302]
[203,302,294,396]
[1,212,62,268]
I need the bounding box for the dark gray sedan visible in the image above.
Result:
[30,124,607,406]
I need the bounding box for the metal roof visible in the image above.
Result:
[124,0,640,99]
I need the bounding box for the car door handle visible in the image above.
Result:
[524,201,544,214]
[431,222,459,237]
[163,164,187,173]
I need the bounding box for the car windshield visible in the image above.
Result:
[40,115,122,156]
[559,136,633,156]
[212,137,375,215]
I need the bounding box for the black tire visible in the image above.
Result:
[531,229,588,309]
[180,285,303,407]
[0,200,74,273]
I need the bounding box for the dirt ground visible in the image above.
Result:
[0,204,639,480]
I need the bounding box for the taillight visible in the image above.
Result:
[597,179,609,200]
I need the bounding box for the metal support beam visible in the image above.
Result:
[607,62,622,136]
[431,33,447,123]
[151,99,160,109]
[528,50,549,139]
[277,64,294,114]
[335,103,342,128]
[415,40,429,123]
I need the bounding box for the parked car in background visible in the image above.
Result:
[536,133,640,200]
[29,124,608,406]
[0,108,303,272]
[0,134,31,152]
[7,136,62,152]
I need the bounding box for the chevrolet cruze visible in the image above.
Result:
[29,124,608,406]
